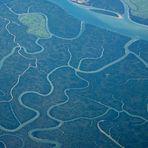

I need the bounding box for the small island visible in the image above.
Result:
[18,12,51,38]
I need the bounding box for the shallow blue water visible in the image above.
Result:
[47,0,148,40]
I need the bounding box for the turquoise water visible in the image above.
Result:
[47,0,148,41]
[0,0,147,148]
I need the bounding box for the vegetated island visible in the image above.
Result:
[18,12,51,38]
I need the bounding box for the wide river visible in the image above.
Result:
[47,0,148,41]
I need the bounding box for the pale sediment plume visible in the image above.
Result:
[71,0,89,5]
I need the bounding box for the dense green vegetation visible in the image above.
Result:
[18,13,51,38]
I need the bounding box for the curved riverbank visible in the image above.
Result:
[47,0,148,41]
